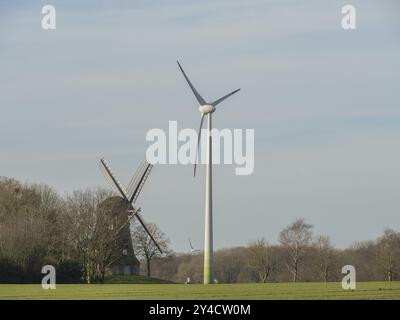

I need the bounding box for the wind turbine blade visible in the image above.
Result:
[194,113,205,177]
[134,211,163,254]
[189,238,194,250]
[211,88,240,107]
[177,61,206,105]
[99,158,129,199]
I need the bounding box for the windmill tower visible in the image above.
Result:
[177,61,240,284]
[98,196,140,275]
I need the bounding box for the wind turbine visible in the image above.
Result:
[188,238,200,254]
[99,158,163,254]
[177,61,240,284]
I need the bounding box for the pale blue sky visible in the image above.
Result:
[1,1,399,252]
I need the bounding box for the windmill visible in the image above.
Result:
[177,61,240,284]
[188,238,200,254]
[99,158,163,254]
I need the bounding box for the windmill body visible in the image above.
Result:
[177,61,240,284]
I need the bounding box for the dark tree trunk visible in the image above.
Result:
[146,258,151,277]
[324,266,329,283]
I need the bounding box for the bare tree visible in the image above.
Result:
[376,229,400,282]
[214,248,245,283]
[279,218,313,282]
[131,221,170,277]
[247,238,273,283]
[65,188,129,283]
[313,235,336,282]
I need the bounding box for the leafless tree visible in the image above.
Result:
[173,254,203,283]
[247,238,273,283]
[279,218,313,282]
[65,188,129,283]
[131,221,170,277]
[214,247,245,283]
[376,229,400,282]
[313,235,336,282]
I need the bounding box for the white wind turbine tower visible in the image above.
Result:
[177,61,240,284]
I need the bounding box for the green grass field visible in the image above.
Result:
[1,281,400,300]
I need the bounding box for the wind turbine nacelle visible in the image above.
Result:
[199,104,215,114]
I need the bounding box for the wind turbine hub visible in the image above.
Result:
[199,104,215,114]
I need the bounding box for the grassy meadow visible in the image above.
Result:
[0,281,399,300]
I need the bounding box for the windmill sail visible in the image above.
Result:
[129,162,153,204]
[135,211,163,254]
[126,160,148,200]
[99,158,129,198]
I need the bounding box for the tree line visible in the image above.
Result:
[0,177,168,283]
[1,177,399,284]
[149,219,400,284]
